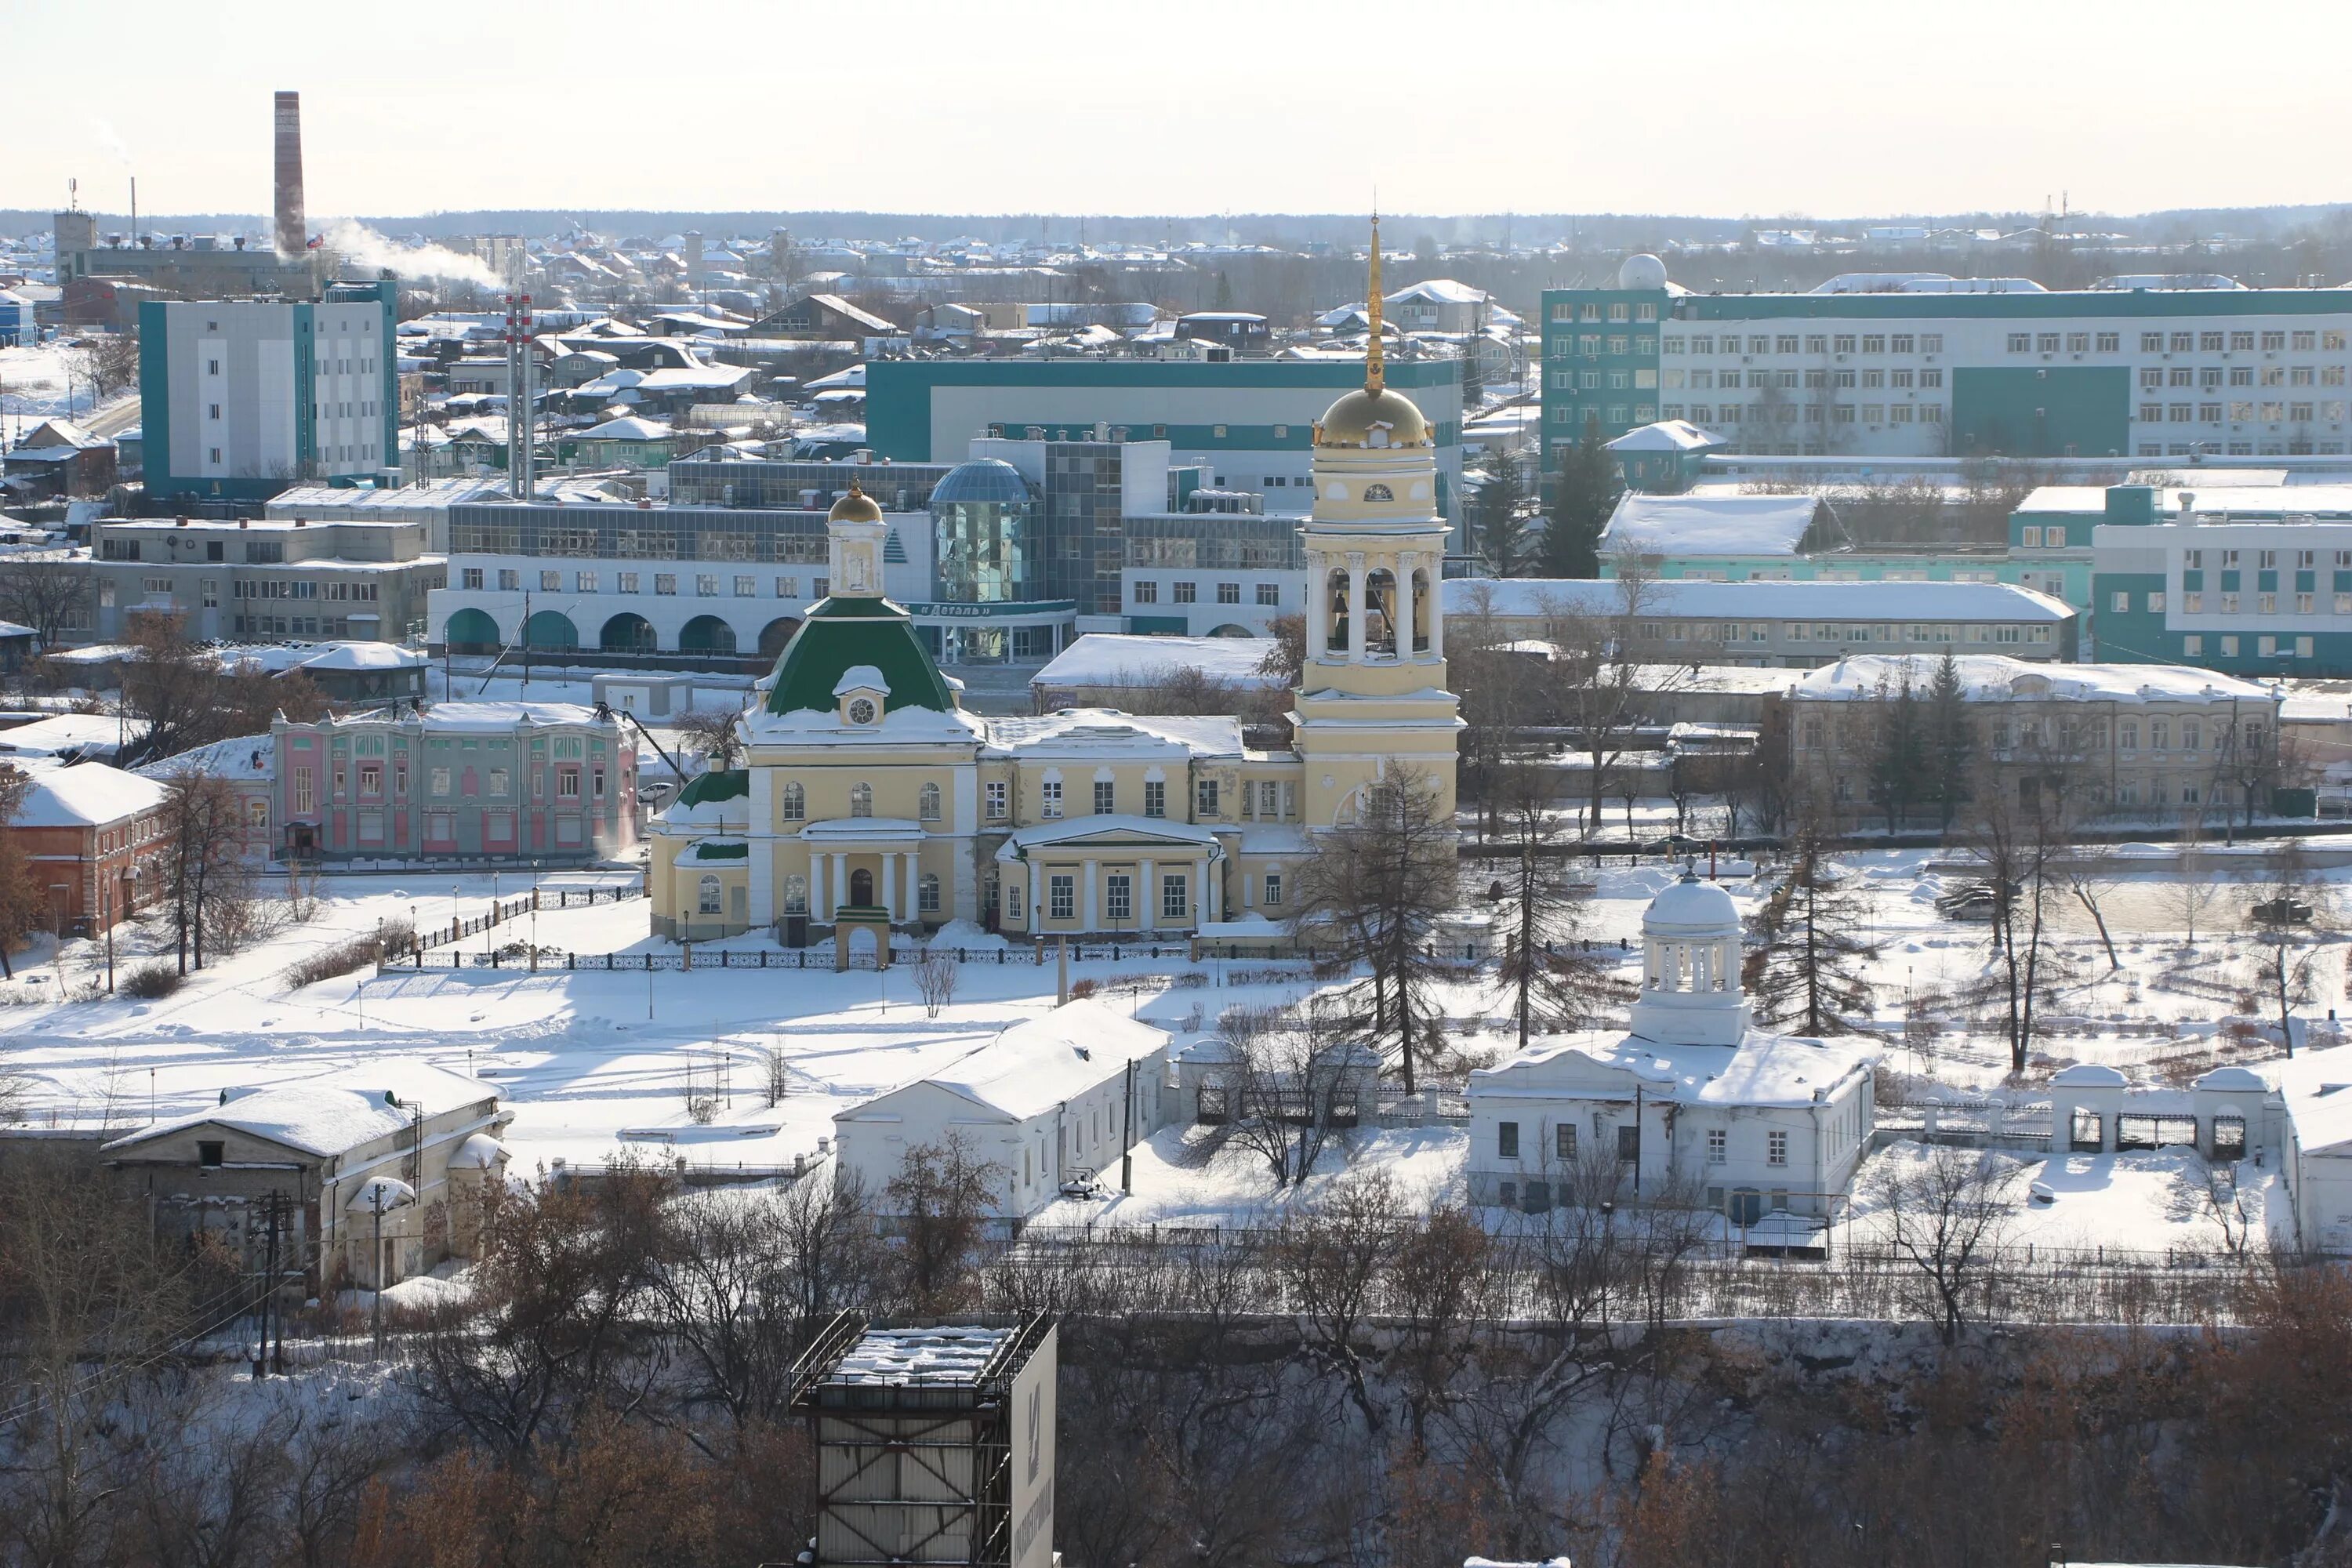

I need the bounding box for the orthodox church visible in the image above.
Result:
[1465,873,1881,1225]
[648,225,1463,944]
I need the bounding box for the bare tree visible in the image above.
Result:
[2245,840,2335,1057]
[1200,1000,1364,1188]
[1865,1144,2023,1345]
[1544,565,1703,837]
[0,559,93,654]
[0,767,44,979]
[1287,765,1459,1093]
[673,707,746,772]
[913,949,957,1018]
[884,1133,1006,1313]
[156,770,245,974]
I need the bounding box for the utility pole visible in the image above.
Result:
[1121,1054,1135,1195]
[369,1188,385,1360]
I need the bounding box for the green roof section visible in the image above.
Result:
[763,596,956,717]
[677,769,749,805]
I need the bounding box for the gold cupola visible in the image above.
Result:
[1314,212,1432,450]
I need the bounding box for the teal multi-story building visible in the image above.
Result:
[2072,481,2352,676]
[1542,256,2352,477]
[140,281,399,505]
[864,354,1465,534]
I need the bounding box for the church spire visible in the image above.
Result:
[1364,211,1385,394]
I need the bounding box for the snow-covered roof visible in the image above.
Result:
[850,1000,1169,1125]
[833,665,888,697]
[1599,492,1829,557]
[416,701,601,731]
[1472,1028,1878,1109]
[1444,576,2074,624]
[821,1324,1011,1387]
[574,415,673,441]
[103,1059,495,1160]
[2276,1043,2352,1156]
[1384,278,1487,306]
[1031,633,1279,693]
[136,735,274,783]
[982,708,1247,760]
[12,763,168,828]
[1789,653,2272,705]
[2024,483,2352,519]
[292,641,430,673]
[0,713,146,758]
[1605,419,1727,454]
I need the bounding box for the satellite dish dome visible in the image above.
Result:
[1619,252,1669,290]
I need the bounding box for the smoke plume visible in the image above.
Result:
[323,220,505,289]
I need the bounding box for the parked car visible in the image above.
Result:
[2251,896,2314,926]
[1935,886,1999,922]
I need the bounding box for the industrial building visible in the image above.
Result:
[83,510,445,644]
[138,281,400,504]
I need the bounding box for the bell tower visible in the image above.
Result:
[1293,215,1463,830]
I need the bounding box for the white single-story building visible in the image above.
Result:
[1466,873,1879,1221]
[832,999,1174,1219]
[102,1058,511,1290]
[2276,1046,2352,1254]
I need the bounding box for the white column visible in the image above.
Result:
[810,854,825,924]
[1346,563,1367,662]
[1305,553,1327,658]
[906,851,920,921]
[1138,858,1156,931]
[749,768,775,923]
[1082,858,1099,931]
[1028,860,1042,933]
[880,851,898,920]
[1396,556,1417,659]
[1431,569,1445,659]
[1208,858,1221,921]
[831,851,848,913]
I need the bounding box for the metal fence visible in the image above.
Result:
[983,1225,2270,1327]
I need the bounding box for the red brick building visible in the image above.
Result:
[7,764,169,935]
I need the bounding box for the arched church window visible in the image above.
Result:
[1363,483,1394,502]
[849,782,873,818]
[781,782,804,821]
[697,875,721,916]
[918,783,942,822]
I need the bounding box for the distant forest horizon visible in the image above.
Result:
[8,202,2352,248]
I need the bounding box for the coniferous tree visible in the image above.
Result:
[1465,452,1534,575]
[1539,434,1617,579]
[1926,649,1976,833]
[1742,820,1883,1035]
[1865,672,1930,834]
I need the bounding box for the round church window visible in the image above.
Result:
[847,698,877,724]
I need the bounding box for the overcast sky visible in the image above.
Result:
[9,0,2350,224]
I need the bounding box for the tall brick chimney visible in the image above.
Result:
[273,91,306,258]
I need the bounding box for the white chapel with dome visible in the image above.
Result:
[1465,872,1882,1225]
[646,222,1462,946]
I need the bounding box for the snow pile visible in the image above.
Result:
[826,1324,1010,1386]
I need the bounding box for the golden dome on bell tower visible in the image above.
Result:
[1314,211,1432,450]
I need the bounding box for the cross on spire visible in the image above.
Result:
[1364,211,1385,395]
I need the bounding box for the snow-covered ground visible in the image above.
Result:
[1,843,2339,1254]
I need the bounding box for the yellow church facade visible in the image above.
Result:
[648,233,1461,944]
